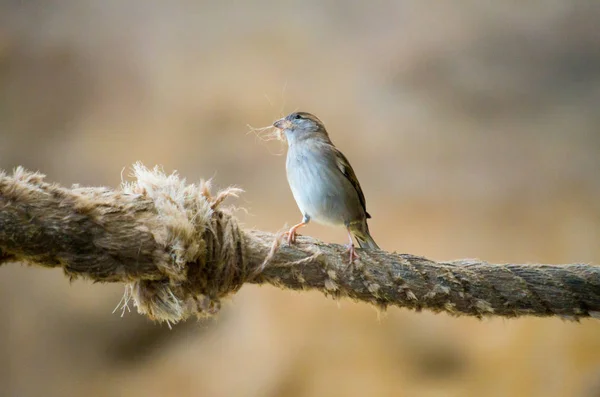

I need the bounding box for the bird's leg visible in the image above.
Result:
[286,215,310,245]
[345,228,359,265]
[286,222,306,244]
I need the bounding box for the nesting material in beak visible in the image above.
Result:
[273,119,291,130]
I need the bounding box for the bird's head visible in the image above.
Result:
[273,112,329,145]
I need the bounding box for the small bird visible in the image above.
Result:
[273,111,379,262]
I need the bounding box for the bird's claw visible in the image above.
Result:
[285,230,296,245]
[344,244,359,271]
[285,221,307,245]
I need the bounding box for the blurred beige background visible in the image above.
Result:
[1,1,600,396]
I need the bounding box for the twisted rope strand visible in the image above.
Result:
[1,166,599,323]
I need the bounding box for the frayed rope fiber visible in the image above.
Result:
[119,163,251,323]
[1,164,599,323]
[0,164,253,323]
[122,163,256,323]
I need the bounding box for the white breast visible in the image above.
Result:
[286,144,363,226]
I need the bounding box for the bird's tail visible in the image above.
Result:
[351,222,380,250]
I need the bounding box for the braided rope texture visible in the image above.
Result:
[1,165,599,324]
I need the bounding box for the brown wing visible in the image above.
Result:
[333,147,371,219]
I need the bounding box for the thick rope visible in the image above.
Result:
[245,239,600,320]
[1,165,599,323]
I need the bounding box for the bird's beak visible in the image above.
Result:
[273,118,291,130]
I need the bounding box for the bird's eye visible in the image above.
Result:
[294,114,302,120]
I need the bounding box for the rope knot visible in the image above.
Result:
[117,163,252,325]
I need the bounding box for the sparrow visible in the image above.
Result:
[273,111,379,262]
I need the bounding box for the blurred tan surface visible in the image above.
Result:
[1,1,600,396]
